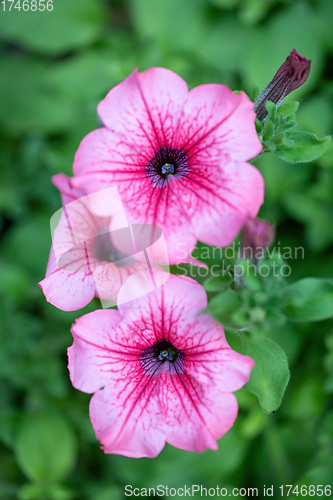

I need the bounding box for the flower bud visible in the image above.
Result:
[241,217,275,263]
[254,49,311,121]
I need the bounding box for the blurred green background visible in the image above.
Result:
[0,0,332,498]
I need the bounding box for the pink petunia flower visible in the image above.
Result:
[71,67,264,265]
[68,275,254,457]
[39,173,157,311]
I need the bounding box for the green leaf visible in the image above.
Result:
[0,260,29,300]
[2,214,51,276]
[203,273,233,292]
[131,0,208,53]
[0,57,76,135]
[264,140,276,152]
[249,84,260,102]
[241,334,290,413]
[15,412,77,483]
[255,118,262,134]
[168,264,209,285]
[18,484,44,500]
[193,242,229,268]
[280,120,296,132]
[277,101,299,117]
[275,132,332,164]
[210,0,239,9]
[19,484,72,500]
[265,101,276,122]
[0,0,106,55]
[283,278,333,322]
[262,119,274,141]
[198,16,249,73]
[295,94,332,140]
[239,0,270,25]
[206,288,243,327]
[317,0,333,51]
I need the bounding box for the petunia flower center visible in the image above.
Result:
[93,231,134,265]
[158,347,176,361]
[161,163,175,176]
[146,146,189,188]
[140,339,185,376]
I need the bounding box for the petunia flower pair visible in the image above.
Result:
[41,67,264,457]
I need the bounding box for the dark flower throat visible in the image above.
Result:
[140,339,185,375]
[146,146,189,188]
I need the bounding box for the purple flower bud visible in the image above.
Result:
[241,217,275,264]
[254,49,311,121]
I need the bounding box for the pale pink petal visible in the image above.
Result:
[160,372,238,452]
[90,384,165,458]
[182,314,254,391]
[121,179,197,263]
[42,174,128,310]
[91,259,146,304]
[72,131,195,267]
[220,91,263,161]
[52,173,86,206]
[69,309,165,457]
[159,222,198,265]
[98,67,188,149]
[72,127,146,183]
[73,67,188,196]
[50,176,110,270]
[190,161,264,247]
[118,274,207,323]
[44,244,60,278]
[39,248,95,311]
[69,309,127,393]
[177,85,262,162]
[69,309,157,392]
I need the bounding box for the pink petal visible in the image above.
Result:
[90,384,165,458]
[69,309,127,393]
[69,309,166,457]
[190,161,264,247]
[71,127,150,207]
[72,127,144,180]
[72,130,198,265]
[219,91,263,161]
[52,173,86,206]
[50,177,110,269]
[178,85,262,162]
[182,314,254,392]
[121,179,199,265]
[160,372,238,452]
[98,67,188,149]
[118,274,207,322]
[156,220,198,265]
[69,309,158,393]
[39,248,95,311]
[91,259,145,304]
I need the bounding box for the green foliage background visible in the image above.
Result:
[0,0,332,498]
